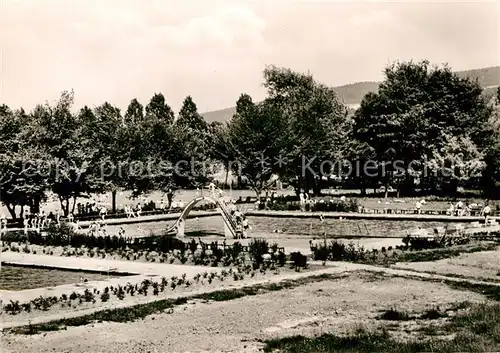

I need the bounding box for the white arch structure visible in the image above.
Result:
[165,195,239,238]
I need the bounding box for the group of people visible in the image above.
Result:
[21,209,68,234]
[226,200,250,239]
[445,201,492,219]
[124,203,142,218]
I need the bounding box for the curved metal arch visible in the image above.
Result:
[165,195,237,238]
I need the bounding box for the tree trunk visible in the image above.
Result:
[112,190,117,213]
[6,203,16,219]
[224,165,229,188]
[71,195,77,214]
[313,181,321,197]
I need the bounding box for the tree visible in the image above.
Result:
[482,97,500,198]
[220,94,287,199]
[124,98,144,126]
[0,105,49,218]
[145,93,174,125]
[353,60,490,196]
[176,96,207,131]
[29,91,99,216]
[263,66,349,195]
[80,102,123,212]
[171,96,214,189]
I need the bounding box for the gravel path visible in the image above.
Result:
[2,272,488,353]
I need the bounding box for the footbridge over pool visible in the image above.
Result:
[165,195,240,238]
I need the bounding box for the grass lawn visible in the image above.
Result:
[263,302,500,353]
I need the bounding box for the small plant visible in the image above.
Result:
[22,302,32,313]
[4,300,21,315]
[117,287,125,300]
[378,308,412,321]
[193,273,201,283]
[100,292,110,302]
[83,289,94,302]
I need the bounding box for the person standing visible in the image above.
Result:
[299,192,305,212]
[0,213,7,234]
[480,203,492,225]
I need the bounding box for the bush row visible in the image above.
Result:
[261,198,359,212]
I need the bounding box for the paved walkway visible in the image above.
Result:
[1,253,220,303]
[246,210,500,223]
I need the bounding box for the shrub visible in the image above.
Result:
[249,238,269,266]
[4,300,21,315]
[289,252,307,270]
[100,292,110,302]
[83,289,94,302]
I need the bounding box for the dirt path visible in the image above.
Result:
[2,272,488,353]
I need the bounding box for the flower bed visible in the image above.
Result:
[310,231,500,263]
[2,224,291,269]
[1,265,262,316]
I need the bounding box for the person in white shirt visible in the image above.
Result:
[481,204,492,224]
[415,201,422,214]
[299,192,306,211]
[100,206,107,220]
[455,201,464,216]
[0,213,7,233]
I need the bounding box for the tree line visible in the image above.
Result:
[1,61,499,219]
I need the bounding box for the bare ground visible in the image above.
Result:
[393,248,500,282]
[2,271,488,353]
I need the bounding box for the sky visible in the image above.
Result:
[1,0,499,114]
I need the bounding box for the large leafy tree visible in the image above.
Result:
[263,66,350,195]
[353,60,490,196]
[482,92,500,198]
[171,96,214,189]
[124,98,144,126]
[29,91,100,215]
[218,94,287,198]
[0,106,49,218]
[145,93,175,125]
[79,102,123,211]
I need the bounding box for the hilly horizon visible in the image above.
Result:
[201,66,500,124]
